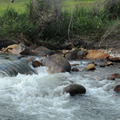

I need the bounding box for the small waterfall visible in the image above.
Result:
[0,58,36,77]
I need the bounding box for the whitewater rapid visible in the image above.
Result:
[0,55,120,120]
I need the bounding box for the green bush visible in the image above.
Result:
[0,7,39,40]
[0,0,112,43]
[104,0,120,19]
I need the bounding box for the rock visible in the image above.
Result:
[72,68,79,72]
[99,63,106,67]
[33,46,55,56]
[106,62,113,66]
[63,84,86,96]
[86,50,109,60]
[7,44,18,50]
[0,40,18,50]
[107,76,115,80]
[111,73,120,78]
[70,63,79,66]
[8,43,32,55]
[44,54,71,74]
[114,85,120,93]
[65,49,87,60]
[84,63,96,71]
[32,60,42,68]
[109,56,120,62]
[29,45,38,50]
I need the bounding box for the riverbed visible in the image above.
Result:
[0,54,120,120]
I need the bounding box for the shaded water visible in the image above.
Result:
[0,55,120,120]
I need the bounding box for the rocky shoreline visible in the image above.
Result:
[0,42,120,96]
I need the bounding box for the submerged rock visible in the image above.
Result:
[107,76,115,80]
[44,54,71,74]
[111,73,120,78]
[32,60,42,68]
[63,84,86,96]
[70,63,79,66]
[114,85,120,93]
[71,68,79,72]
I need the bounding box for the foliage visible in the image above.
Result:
[0,7,38,40]
[0,0,117,43]
[104,0,120,19]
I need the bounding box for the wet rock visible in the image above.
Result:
[84,63,96,71]
[72,68,79,72]
[70,63,79,66]
[65,49,87,60]
[63,84,86,96]
[32,60,42,68]
[7,44,18,50]
[99,63,106,67]
[111,73,120,78]
[44,54,71,74]
[8,43,32,55]
[114,85,120,93]
[109,56,120,62]
[107,76,115,80]
[33,46,55,56]
[106,62,113,66]
[86,50,109,60]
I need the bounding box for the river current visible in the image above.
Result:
[0,54,120,120]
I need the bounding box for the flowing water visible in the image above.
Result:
[0,54,120,120]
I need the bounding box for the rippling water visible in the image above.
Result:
[0,55,120,120]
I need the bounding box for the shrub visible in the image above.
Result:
[104,0,120,19]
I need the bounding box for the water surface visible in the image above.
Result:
[0,55,120,120]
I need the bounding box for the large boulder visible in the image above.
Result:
[63,84,86,96]
[44,54,71,74]
[33,46,55,56]
[65,49,87,60]
[86,50,109,60]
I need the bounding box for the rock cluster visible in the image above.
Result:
[1,42,120,96]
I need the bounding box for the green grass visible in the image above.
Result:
[63,0,95,11]
[0,0,29,15]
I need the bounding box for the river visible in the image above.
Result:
[0,54,120,120]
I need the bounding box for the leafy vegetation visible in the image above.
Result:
[0,0,119,44]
